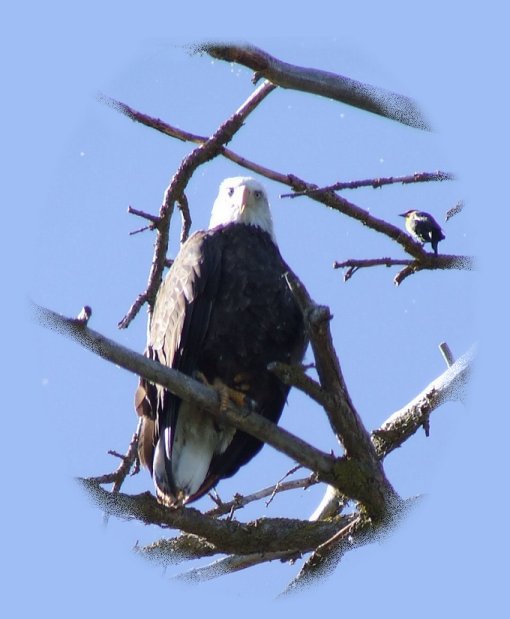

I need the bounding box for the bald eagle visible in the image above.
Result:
[135,177,308,507]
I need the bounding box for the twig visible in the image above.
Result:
[127,205,160,236]
[280,170,454,198]
[193,43,430,130]
[127,205,160,226]
[265,464,303,508]
[446,200,464,221]
[206,474,318,517]
[117,80,277,329]
[88,423,141,488]
[333,257,411,282]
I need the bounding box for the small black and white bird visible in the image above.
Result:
[135,177,308,508]
[399,210,445,255]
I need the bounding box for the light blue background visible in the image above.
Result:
[3,2,506,616]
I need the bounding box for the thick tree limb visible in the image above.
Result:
[80,478,345,556]
[34,304,337,482]
[284,270,399,520]
[193,43,430,130]
[35,302,406,519]
[136,535,219,564]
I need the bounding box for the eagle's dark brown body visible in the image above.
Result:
[136,221,307,507]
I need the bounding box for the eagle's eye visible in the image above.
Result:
[253,190,263,200]
[227,187,235,197]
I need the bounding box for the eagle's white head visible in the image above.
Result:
[209,176,276,241]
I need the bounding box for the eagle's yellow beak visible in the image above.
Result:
[239,185,250,214]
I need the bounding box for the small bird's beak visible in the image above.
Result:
[398,213,407,218]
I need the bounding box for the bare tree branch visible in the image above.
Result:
[280,170,454,198]
[284,270,399,520]
[34,303,339,482]
[193,43,430,130]
[135,535,219,565]
[371,347,474,460]
[174,550,302,582]
[206,474,318,518]
[334,254,474,284]
[80,478,346,556]
[127,205,160,226]
[268,361,327,407]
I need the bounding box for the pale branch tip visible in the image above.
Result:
[76,305,92,325]
[439,342,455,368]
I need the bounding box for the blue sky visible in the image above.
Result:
[3,2,507,616]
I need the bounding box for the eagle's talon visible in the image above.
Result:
[212,378,247,411]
